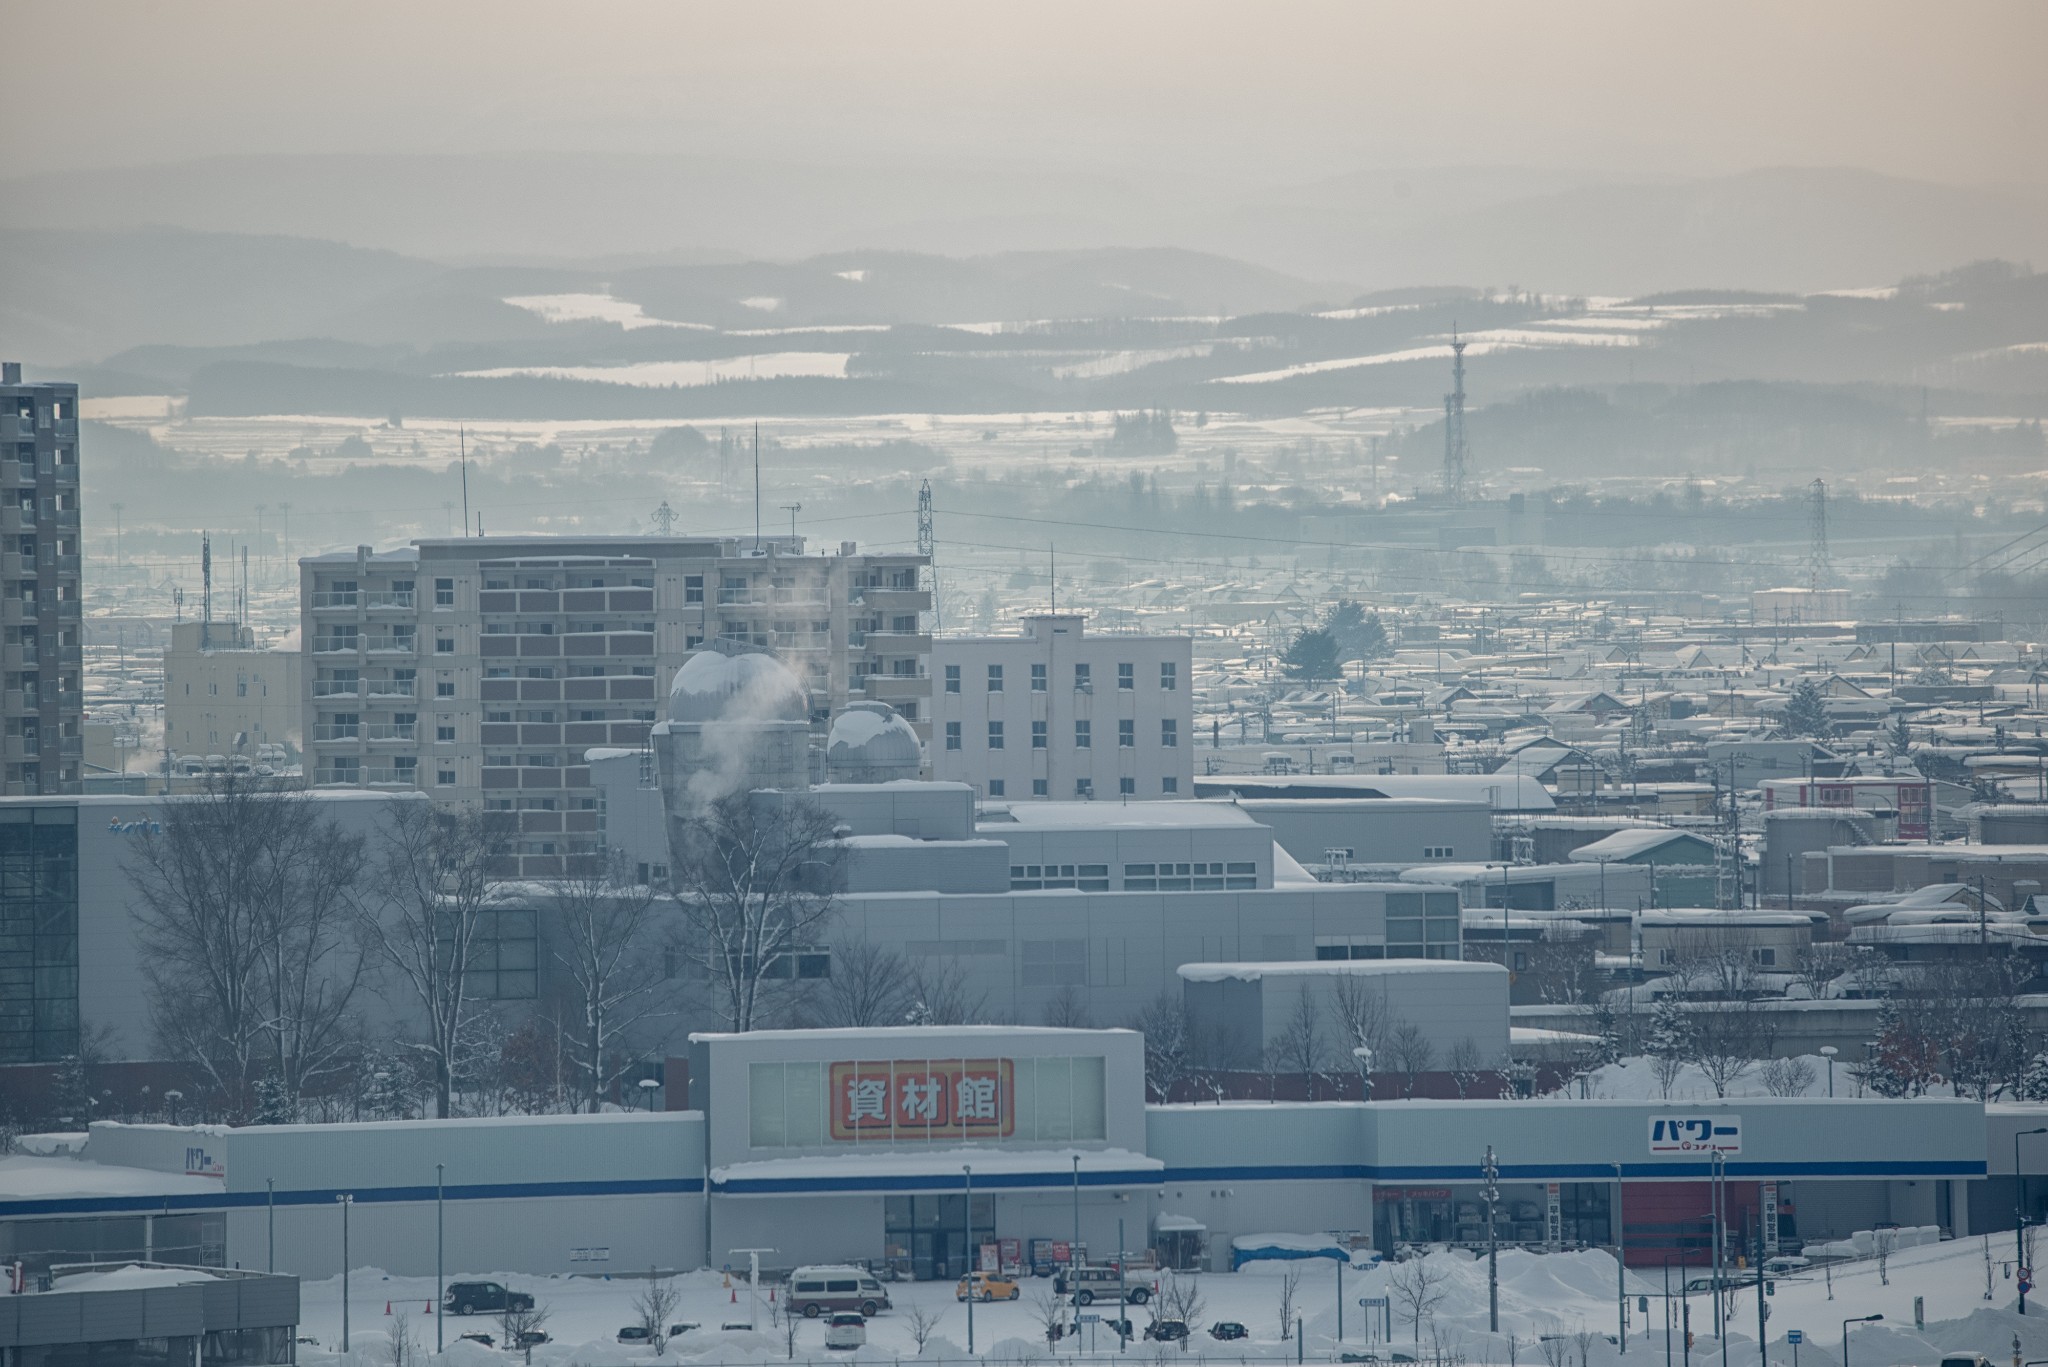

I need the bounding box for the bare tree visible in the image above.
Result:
[360,802,513,1116]
[1873,1227,1895,1287]
[670,793,846,1032]
[803,937,913,1027]
[1156,1274,1205,1351]
[905,954,988,1025]
[1391,1256,1451,1342]
[1042,983,1093,1029]
[387,1309,417,1367]
[498,1302,552,1365]
[1690,1000,1773,1098]
[1525,937,1599,1006]
[634,1272,683,1356]
[1758,1055,1815,1097]
[1273,988,1330,1098]
[1029,1285,1069,1349]
[128,775,370,1120]
[1792,943,1850,1000]
[1276,1266,1304,1340]
[1132,991,1200,1101]
[547,853,672,1111]
[1447,1038,1489,1098]
[1328,972,1395,1058]
[1385,1022,1436,1098]
[1573,1326,1599,1367]
[903,1301,945,1352]
[1984,1233,1996,1300]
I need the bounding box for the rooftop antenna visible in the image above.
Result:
[1049,543,1057,614]
[459,426,470,537]
[651,500,677,536]
[753,421,761,549]
[917,479,939,630]
[1442,325,1469,503]
[780,502,801,541]
[200,532,213,650]
[241,544,249,630]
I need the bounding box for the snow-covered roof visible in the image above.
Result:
[1179,960,1508,983]
[1568,828,1713,862]
[666,647,809,726]
[995,800,1264,830]
[56,1265,219,1293]
[692,1025,1134,1044]
[0,1156,225,1202]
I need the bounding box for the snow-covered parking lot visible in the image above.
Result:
[298,1237,2048,1367]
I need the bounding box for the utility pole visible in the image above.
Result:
[918,478,940,630]
[781,502,801,541]
[1483,1145,1501,1332]
[1443,327,1469,503]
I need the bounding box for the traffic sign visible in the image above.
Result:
[1786,1331,1803,1345]
[1079,1314,1101,1325]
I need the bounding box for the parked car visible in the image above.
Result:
[669,1323,701,1338]
[1144,1320,1190,1341]
[788,1266,893,1318]
[957,1271,1022,1302]
[721,1323,756,1332]
[1209,1322,1249,1341]
[617,1326,653,1344]
[511,1331,550,1348]
[1938,1357,1994,1367]
[444,1281,534,1316]
[825,1312,868,1350]
[1055,1264,1156,1305]
[457,1333,494,1348]
[1761,1255,1811,1275]
[1341,1354,1416,1364]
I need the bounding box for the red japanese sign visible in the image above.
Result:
[828,1059,1015,1140]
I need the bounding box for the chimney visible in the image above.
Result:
[2,362,19,384]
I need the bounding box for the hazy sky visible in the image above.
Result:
[5,0,2045,189]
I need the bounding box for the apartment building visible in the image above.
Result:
[930,613,1192,800]
[162,621,303,764]
[1,362,83,796]
[299,535,929,875]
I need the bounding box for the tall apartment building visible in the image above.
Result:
[300,535,929,875]
[930,613,1193,801]
[162,622,304,765]
[1,363,83,796]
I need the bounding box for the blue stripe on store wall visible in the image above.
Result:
[0,1177,705,1219]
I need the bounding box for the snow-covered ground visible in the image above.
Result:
[295,1235,2048,1367]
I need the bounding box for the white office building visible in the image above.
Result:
[930,614,1192,801]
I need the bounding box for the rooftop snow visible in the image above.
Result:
[990,801,1264,830]
[1568,828,1708,861]
[1178,960,1508,983]
[0,1156,225,1201]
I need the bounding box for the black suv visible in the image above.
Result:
[444,1281,534,1316]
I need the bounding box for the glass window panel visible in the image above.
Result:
[1035,1056,1073,1141]
[750,1062,786,1147]
[1071,1056,1106,1139]
[786,1061,826,1146]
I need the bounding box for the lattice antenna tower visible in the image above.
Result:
[650,500,677,536]
[1442,326,1469,502]
[200,531,213,650]
[917,478,939,630]
[1806,478,1831,593]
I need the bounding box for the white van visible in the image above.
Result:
[787,1266,892,1318]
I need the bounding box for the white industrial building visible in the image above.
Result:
[929,614,1193,802]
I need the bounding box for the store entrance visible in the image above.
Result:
[886,1194,996,1280]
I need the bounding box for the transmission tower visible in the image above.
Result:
[200,531,213,650]
[917,478,939,630]
[650,500,677,535]
[1806,478,1831,593]
[1442,327,1469,502]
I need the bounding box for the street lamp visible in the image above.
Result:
[1710,1150,1727,1367]
[336,1194,354,1352]
[963,1165,976,1354]
[1819,1046,1838,1098]
[1841,1313,1882,1367]
[2017,1128,2047,1312]
[1613,1161,1626,1353]
[1482,1145,1501,1333]
[436,1162,446,1352]
[638,1078,660,1111]
[1072,1154,1082,1278]
[164,1089,183,1126]
[1354,1046,1374,1102]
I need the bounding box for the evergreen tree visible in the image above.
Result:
[47,1053,92,1127]
[1591,1002,1623,1068]
[1324,600,1391,663]
[1782,679,1829,738]
[254,1074,294,1125]
[1281,627,1342,681]
[1855,999,1917,1098]
[2021,1049,2048,1103]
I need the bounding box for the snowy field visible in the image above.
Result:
[296,1236,2048,1367]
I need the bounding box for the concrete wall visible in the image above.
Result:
[1235,798,1491,870]
[1182,962,1512,1070]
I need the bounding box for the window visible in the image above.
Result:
[1118,719,1134,748]
[1754,947,1777,966]
[945,722,962,751]
[1032,778,1048,796]
[945,664,960,694]
[0,807,79,1062]
[1160,661,1178,690]
[434,578,454,607]
[1022,938,1088,986]
[436,680,456,698]
[1031,663,1047,691]
[988,779,1005,797]
[1074,663,1091,692]
[1422,845,1454,859]
[1075,720,1091,748]
[436,724,456,743]
[436,767,456,786]
[1386,890,1463,960]
[1032,720,1048,749]
[987,720,1004,750]
[1122,861,1254,891]
[1119,776,1135,795]
[459,909,538,1000]
[1162,776,1178,794]
[1161,718,1178,747]
[1075,777,1093,798]
[684,574,704,604]
[1118,662,1134,690]
[987,663,1003,692]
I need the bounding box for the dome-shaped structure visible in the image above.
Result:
[666,647,810,726]
[826,702,921,782]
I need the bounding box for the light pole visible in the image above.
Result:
[165,1089,183,1126]
[337,1194,354,1352]
[1711,1150,1727,1367]
[1482,1145,1501,1333]
[436,1162,446,1351]
[266,1177,275,1274]
[1661,1254,1677,1367]
[1072,1154,1082,1273]
[1613,1161,1627,1353]
[1354,1046,1374,1102]
[2017,1128,2047,1312]
[1841,1314,1881,1367]
[963,1164,975,1355]
[1819,1046,1838,1098]
[638,1077,660,1111]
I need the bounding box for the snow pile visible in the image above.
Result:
[1804,1224,1942,1260]
[57,1264,217,1292]
[1233,1232,1353,1267]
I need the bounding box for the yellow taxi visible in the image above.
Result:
[956,1271,1021,1302]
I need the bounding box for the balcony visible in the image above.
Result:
[313,723,360,741]
[313,766,364,786]
[365,723,417,742]
[362,767,418,786]
[313,679,361,699]
[854,586,931,612]
[311,592,360,611]
[364,679,418,699]
[364,635,417,654]
[366,591,416,610]
[865,630,933,655]
[312,636,361,655]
